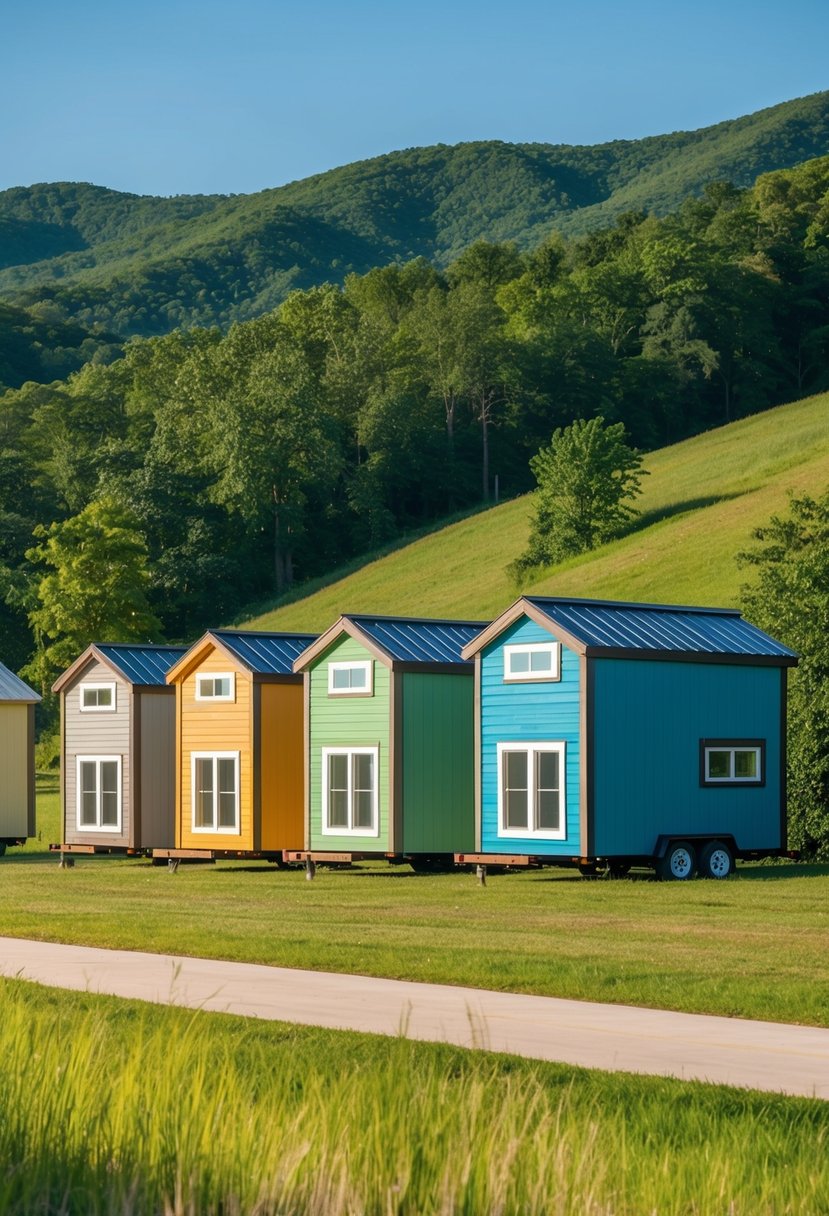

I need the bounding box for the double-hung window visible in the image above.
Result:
[328,660,373,696]
[701,740,764,786]
[80,682,116,712]
[192,752,240,832]
[503,642,560,682]
[322,747,378,835]
[77,756,121,830]
[195,673,235,702]
[497,741,566,839]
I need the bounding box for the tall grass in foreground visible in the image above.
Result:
[1,982,827,1215]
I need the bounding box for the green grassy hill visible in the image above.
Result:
[241,391,829,631]
[1,91,827,338]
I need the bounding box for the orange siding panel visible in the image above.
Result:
[260,682,305,850]
[177,648,254,851]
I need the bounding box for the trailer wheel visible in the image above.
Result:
[699,840,734,880]
[657,841,697,881]
[606,861,631,879]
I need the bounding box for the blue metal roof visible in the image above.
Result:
[350,616,487,665]
[0,660,40,703]
[525,598,797,660]
[96,644,189,686]
[212,630,317,675]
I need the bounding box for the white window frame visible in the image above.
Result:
[327,659,373,697]
[76,755,122,832]
[496,741,566,840]
[321,746,379,836]
[703,744,763,785]
[191,751,241,833]
[195,672,235,702]
[79,682,117,712]
[503,642,560,682]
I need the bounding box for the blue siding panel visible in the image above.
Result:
[592,659,783,855]
[480,617,581,856]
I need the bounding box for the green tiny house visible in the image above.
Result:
[293,616,485,859]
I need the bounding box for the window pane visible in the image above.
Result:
[735,750,758,779]
[328,753,348,791]
[79,761,97,826]
[536,751,561,831]
[331,667,350,689]
[97,686,113,707]
[353,752,374,793]
[353,790,374,829]
[214,677,230,698]
[217,758,237,827]
[509,651,530,674]
[503,751,528,830]
[329,790,348,828]
[100,761,119,827]
[195,758,214,828]
[349,666,367,689]
[530,650,553,673]
[707,750,730,779]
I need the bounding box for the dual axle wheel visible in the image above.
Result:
[657,839,734,881]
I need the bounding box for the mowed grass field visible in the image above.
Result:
[243,391,829,630]
[1,979,828,1215]
[5,778,829,1029]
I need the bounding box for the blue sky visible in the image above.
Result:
[2,0,827,196]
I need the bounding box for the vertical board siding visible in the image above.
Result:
[138,692,176,849]
[64,660,131,846]
[0,706,28,837]
[401,673,475,853]
[592,659,783,855]
[179,648,253,849]
[308,636,390,850]
[260,681,305,850]
[480,618,581,856]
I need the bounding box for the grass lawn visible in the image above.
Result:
[242,390,829,630]
[4,777,829,1029]
[1,978,827,1215]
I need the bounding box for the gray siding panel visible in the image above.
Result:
[63,659,131,846]
[138,692,176,848]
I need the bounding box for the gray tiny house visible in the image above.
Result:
[461,597,799,879]
[53,643,187,854]
[0,660,40,854]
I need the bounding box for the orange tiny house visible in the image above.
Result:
[164,630,316,858]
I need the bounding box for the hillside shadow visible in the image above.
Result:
[629,492,743,535]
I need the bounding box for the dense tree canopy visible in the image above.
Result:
[1,154,829,720]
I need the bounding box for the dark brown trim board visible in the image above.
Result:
[780,667,788,849]
[473,655,482,852]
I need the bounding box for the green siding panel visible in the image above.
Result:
[401,672,475,853]
[308,635,391,850]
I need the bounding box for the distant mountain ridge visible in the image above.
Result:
[1,89,828,339]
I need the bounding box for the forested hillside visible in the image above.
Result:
[0,91,827,344]
[3,152,828,696]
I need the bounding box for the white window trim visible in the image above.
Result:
[704,745,763,784]
[328,659,373,696]
[503,642,560,682]
[321,745,380,836]
[76,755,122,832]
[190,751,241,833]
[79,681,117,712]
[195,672,235,702]
[496,741,566,840]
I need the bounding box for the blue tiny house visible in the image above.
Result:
[461,597,798,878]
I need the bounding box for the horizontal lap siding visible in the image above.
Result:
[481,618,581,856]
[592,660,783,856]
[0,706,29,837]
[260,682,304,851]
[308,636,390,851]
[179,649,253,850]
[64,661,131,846]
[401,672,475,853]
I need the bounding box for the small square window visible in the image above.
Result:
[328,660,373,696]
[80,683,116,712]
[503,643,560,682]
[701,740,764,786]
[195,673,235,702]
